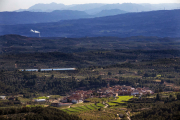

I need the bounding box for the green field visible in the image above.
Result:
[18,97,31,103]
[108,96,133,106]
[49,95,62,99]
[33,96,49,99]
[96,103,105,107]
[26,105,44,107]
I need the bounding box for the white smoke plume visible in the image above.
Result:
[30,29,41,37]
[34,30,40,33]
[30,29,40,33]
[30,29,34,32]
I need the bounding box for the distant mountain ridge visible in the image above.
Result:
[93,9,127,17]
[0,10,90,25]
[85,3,145,14]
[28,2,68,11]
[27,3,105,12]
[0,9,180,37]
[21,3,180,13]
[0,9,129,25]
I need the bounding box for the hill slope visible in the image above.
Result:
[94,9,127,17]
[0,9,180,37]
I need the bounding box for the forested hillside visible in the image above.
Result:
[131,100,180,120]
[0,107,81,120]
[0,35,180,54]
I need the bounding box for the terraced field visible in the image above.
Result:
[33,96,49,99]
[62,96,132,114]
[62,103,105,113]
[108,96,133,106]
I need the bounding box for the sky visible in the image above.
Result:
[0,0,180,12]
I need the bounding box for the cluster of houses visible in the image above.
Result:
[96,85,154,98]
[51,90,93,107]
[50,85,154,107]
[62,90,93,103]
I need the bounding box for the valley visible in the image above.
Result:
[0,2,180,119]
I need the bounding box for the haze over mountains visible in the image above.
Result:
[0,10,90,25]
[0,9,128,25]
[0,9,180,38]
[17,3,180,13]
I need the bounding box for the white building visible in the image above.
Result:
[0,96,6,99]
[131,90,139,95]
[72,99,83,104]
[34,99,46,102]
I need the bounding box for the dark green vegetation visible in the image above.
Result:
[0,107,81,120]
[130,95,180,120]
[1,9,180,37]
[1,52,180,95]
[0,35,180,95]
[1,35,180,54]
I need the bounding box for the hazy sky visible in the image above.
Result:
[0,0,180,12]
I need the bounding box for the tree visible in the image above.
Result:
[108,72,112,75]
[177,93,180,100]
[119,70,122,74]
[159,88,163,92]
[156,93,161,101]
[161,80,164,84]
[143,73,149,77]
[97,75,102,80]
[50,74,54,79]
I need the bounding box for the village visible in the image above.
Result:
[50,84,154,107]
[0,84,154,108]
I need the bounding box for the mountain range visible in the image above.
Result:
[19,3,180,13]
[0,10,89,25]
[0,9,180,38]
[0,9,127,25]
[1,3,179,25]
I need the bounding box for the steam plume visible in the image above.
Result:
[34,30,40,33]
[30,29,41,37]
[30,29,34,32]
